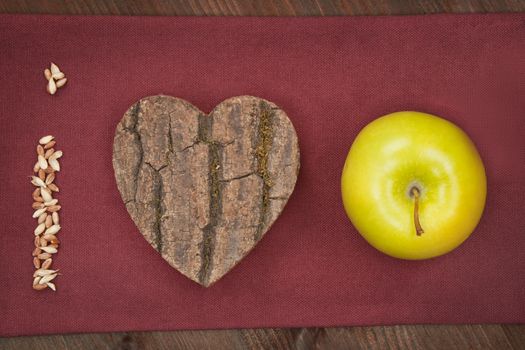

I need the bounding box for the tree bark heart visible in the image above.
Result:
[112,95,300,287]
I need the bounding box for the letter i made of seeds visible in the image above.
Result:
[31,135,63,291]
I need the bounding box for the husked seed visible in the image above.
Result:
[44,224,61,235]
[33,284,48,290]
[45,172,55,185]
[33,207,46,218]
[44,148,54,159]
[38,212,47,224]
[47,205,61,212]
[44,140,56,149]
[31,176,47,188]
[45,215,53,228]
[39,135,54,145]
[41,258,52,269]
[38,155,48,170]
[39,246,57,254]
[43,234,58,241]
[37,253,52,260]
[48,158,60,171]
[34,223,46,235]
[33,257,41,269]
[40,188,53,202]
[47,183,59,192]
[32,202,45,210]
[32,247,41,257]
[44,199,59,206]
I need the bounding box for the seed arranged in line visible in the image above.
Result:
[44,63,67,96]
[31,136,63,291]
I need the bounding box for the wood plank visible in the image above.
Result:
[0,0,524,15]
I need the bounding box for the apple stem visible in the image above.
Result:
[411,187,424,236]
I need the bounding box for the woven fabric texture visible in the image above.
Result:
[0,14,524,336]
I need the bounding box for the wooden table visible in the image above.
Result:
[1,1,524,349]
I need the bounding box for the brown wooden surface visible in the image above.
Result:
[1,0,524,349]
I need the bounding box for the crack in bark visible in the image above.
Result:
[151,169,164,254]
[197,114,221,286]
[254,102,274,242]
[127,101,143,205]
[219,172,255,182]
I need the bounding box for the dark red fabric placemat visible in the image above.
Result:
[1,14,524,337]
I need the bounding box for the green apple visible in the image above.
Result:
[341,111,487,259]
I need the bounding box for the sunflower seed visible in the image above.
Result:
[33,276,41,286]
[37,144,45,156]
[39,135,54,145]
[34,269,59,277]
[47,205,61,212]
[40,188,53,202]
[40,246,57,254]
[45,215,53,228]
[50,63,61,75]
[41,258,52,269]
[44,166,54,174]
[47,78,57,95]
[40,236,48,247]
[44,224,61,235]
[39,274,57,284]
[33,207,47,218]
[34,223,46,235]
[43,234,58,241]
[37,253,52,260]
[56,78,67,88]
[44,68,52,80]
[34,235,40,247]
[33,161,40,173]
[53,71,65,80]
[32,187,42,201]
[31,176,47,188]
[47,183,59,192]
[32,202,45,210]
[45,172,55,185]
[49,150,63,160]
[49,158,60,171]
[44,148,54,159]
[44,199,59,206]
[46,282,56,291]
[38,212,47,224]
[38,155,48,170]
[38,168,46,180]
[52,212,59,224]
[33,257,41,269]
[33,283,48,290]
[32,247,41,257]
[44,140,56,149]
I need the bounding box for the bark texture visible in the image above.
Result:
[113,95,300,286]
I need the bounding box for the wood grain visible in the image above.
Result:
[1,0,524,349]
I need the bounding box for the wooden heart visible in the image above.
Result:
[113,95,300,287]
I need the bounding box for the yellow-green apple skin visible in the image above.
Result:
[341,111,487,259]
